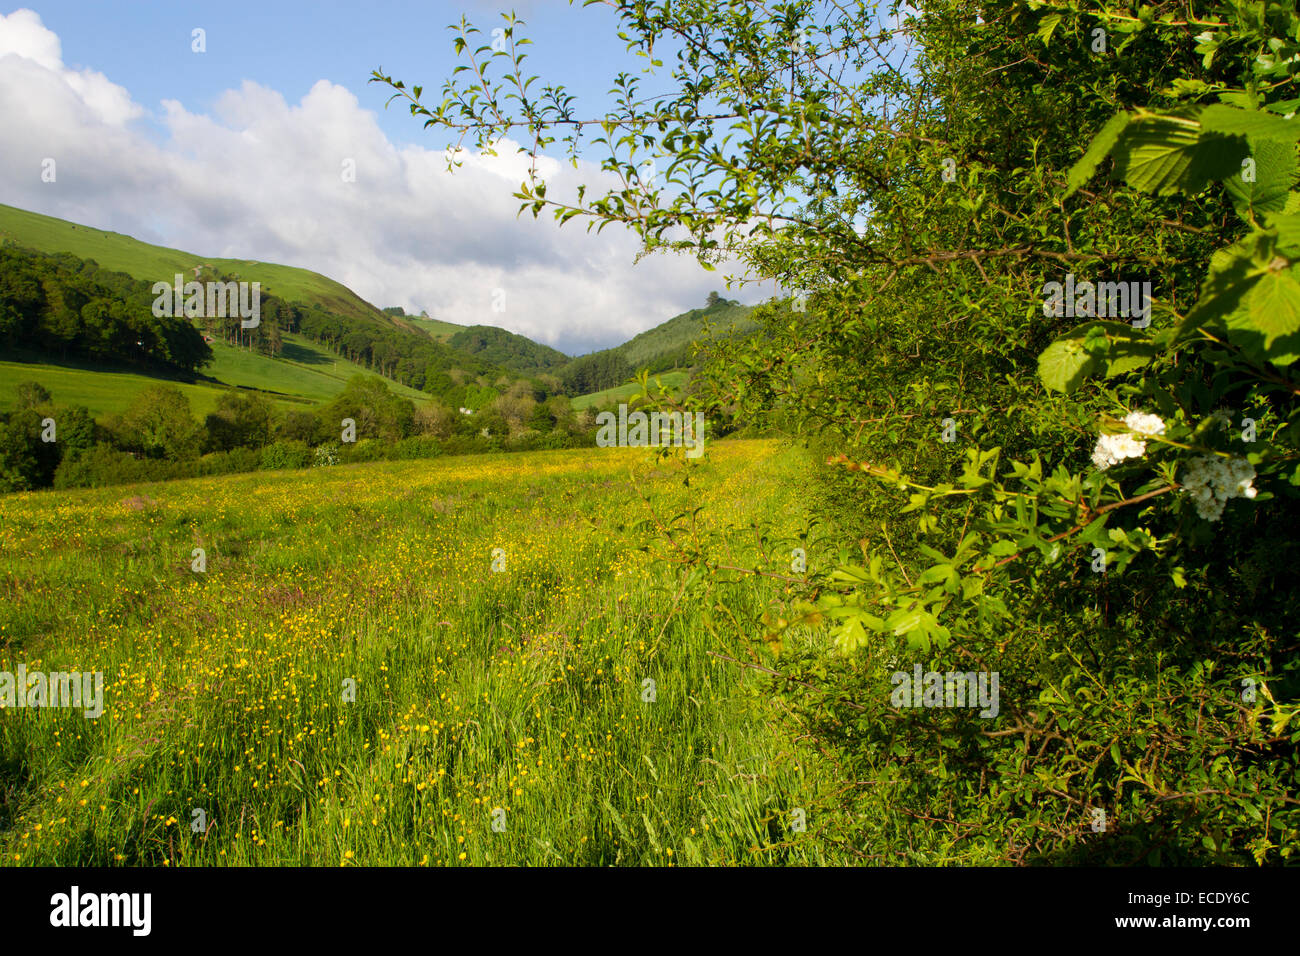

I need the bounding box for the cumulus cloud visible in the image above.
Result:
[0,9,772,355]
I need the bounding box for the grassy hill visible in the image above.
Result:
[401,314,569,375]
[559,298,756,405]
[403,316,466,342]
[0,355,264,419]
[0,333,432,419]
[619,299,756,371]
[0,205,557,418]
[199,333,431,404]
[447,325,570,375]
[0,202,744,415]
[0,202,393,326]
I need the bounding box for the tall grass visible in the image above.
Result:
[0,440,843,865]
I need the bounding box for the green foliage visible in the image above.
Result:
[0,410,46,493]
[560,349,633,395]
[447,325,569,374]
[318,375,416,443]
[0,245,212,373]
[204,390,276,452]
[109,384,202,461]
[0,201,389,326]
[260,439,313,471]
[14,381,50,409]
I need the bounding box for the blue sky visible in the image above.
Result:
[29,0,635,152]
[0,1,775,355]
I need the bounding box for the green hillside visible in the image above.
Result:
[0,202,391,326]
[0,206,560,422]
[0,332,431,420]
[619,299,756,370]
[559,297,756,401]
[448,325,570,375]
[0,203,741,414]
[200,333,431,404]
[570,370,690,411]
[403,316,465,341]
[0,356,286,419]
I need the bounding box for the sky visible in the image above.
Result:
[0,0,782,355]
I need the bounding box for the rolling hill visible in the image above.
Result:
[0,204,553,416]
[619,299,757,371]
[447,325,569,375]
[0,331,432,419]
[557,297,758,404]
[0,202,759,416]
[0,203,394,327]
[400,314,465,342]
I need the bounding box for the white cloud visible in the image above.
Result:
[0,9,140,126]
[0,9,771,355]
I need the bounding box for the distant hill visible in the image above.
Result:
[447,325,569,375]
[559,296,757,399]
[389,312,465,342]
[390,311,568,375]
[619,298,756,371]
[0,205,551,416]
[0,331,430,420]
[0,202,759,412]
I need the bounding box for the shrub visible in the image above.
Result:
[391,436,443,460]
[314,442,342,467]
[53,444,173,489]
[260,440,312,471]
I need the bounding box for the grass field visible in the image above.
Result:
[0,439,842,866]
[405,317,466,342]
[203,334,432,405]
[571,371,691,411]
[0,333,431,420]
[0,357,272,420]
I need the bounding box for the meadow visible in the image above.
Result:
[0,439,846,866]
[0,332,432,421]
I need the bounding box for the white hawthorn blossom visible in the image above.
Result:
[1092,433,1147,470]
[1180,455,1257,522]
[1123,411,1166,438]
[1091,411,1166,470]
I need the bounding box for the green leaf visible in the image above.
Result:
[1243,267,1300,349]
[1036,13,1063,47]
[832,617,870,653]
[886,608,924,637]
[1224,137,1298,217]
[918,563,954,585]
[1066,111,1131,196]
[1038,334,1100,393]
[1201,104,1300,145]
[1037,321,1158,393]
[1186,213,1300,364]
[1111,109,1248,196]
